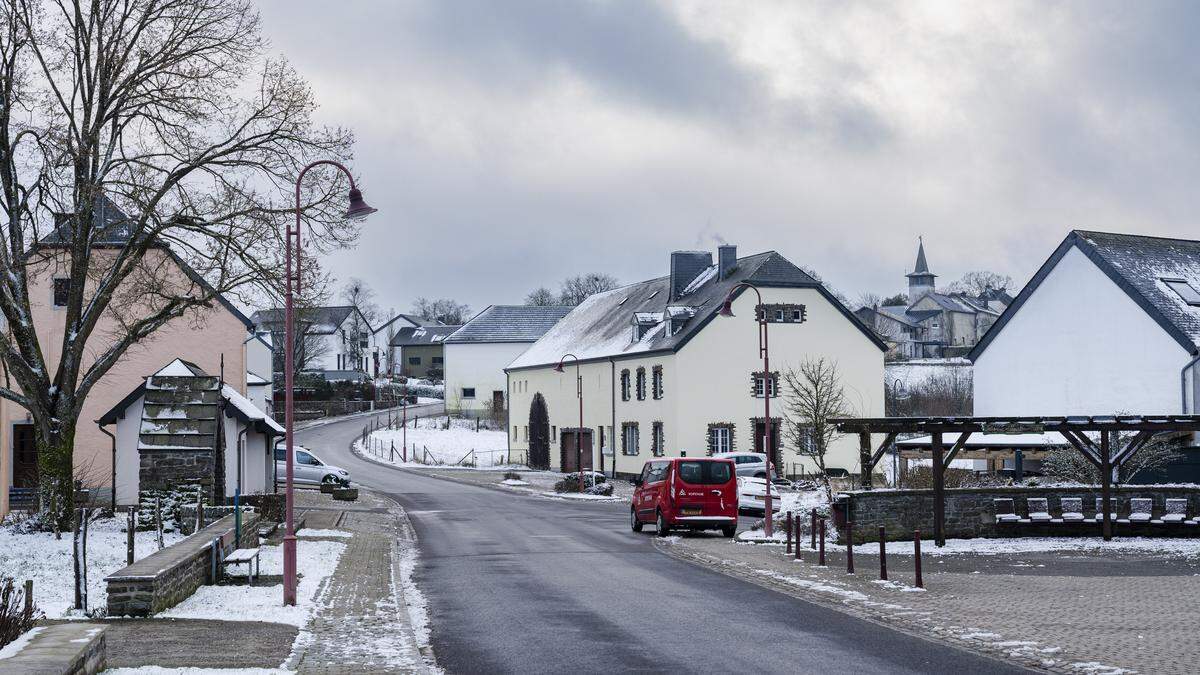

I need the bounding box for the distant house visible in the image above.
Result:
[251,305,379,375]
[856,239,1010,359]
[390,325,461,379]
[0,196,262,517]
[444,305,572,416]
[372,313,440,377]
[506,245,885,478]
[970,230,1200,481]
[98,359,282,506]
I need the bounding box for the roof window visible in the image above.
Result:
[1163,278,1200,306]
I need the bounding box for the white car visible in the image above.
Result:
[736,476,785,516]
[274,446,350,486]
[712,452,779,479]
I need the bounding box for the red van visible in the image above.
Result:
[630,457,738,538]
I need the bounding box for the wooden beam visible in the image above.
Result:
[1059,430,1101,468]
[858,431,873,490]
[1101,431,1113,541]
[869,432,899,468]
[932,431,945,547]
[943,431,975,467]
[1112,430,1154,468]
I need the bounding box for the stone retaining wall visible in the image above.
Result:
[836,486,1200,544]
[105,511,260,617]
[0,623,107,674]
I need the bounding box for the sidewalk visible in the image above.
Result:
[662,533,1200,675]
[288,489,432,674]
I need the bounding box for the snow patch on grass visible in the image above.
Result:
[355,416,508,467]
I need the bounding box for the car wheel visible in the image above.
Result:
[630,508,644,532]
[722,524,737,538]
[656,510,671,537]
[754,471,766,478]
[322,474,340,485]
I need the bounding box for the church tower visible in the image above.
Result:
[906,237,936,304]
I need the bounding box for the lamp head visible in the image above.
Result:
[718,298,735,317]
[345,188,378,220]
[553,361,565,373]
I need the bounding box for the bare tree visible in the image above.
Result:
[525,286,557,306]
[413,297,470,325]
[1042,428,1184,485]
[341,278,378,373]
[558,273,618,305]
[856,293,881,311]
[0,0,358,527]
[781,358,853,500]
[946,271,1013,296]
[882,293,908,306]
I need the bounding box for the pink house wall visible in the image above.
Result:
[0,249,249,515]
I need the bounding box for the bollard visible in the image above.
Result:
[846,520,855,574]
[818,518,826,566]
[23,580,32,622]
[879,526,887,581]
[914,529,924,589]
[811,508,817,549]
[127,506,135,565]
[786,512,793,554]
[794,518,802,561]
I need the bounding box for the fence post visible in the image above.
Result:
[73,508,82,610]
[878,526,887,580]
[155,497,164,549]
[127,506,135,565]
[818,518,826,566]
[81,509,89,613]
[914,529,924,588]
[211,538,220,584]
[810,508,817,549]
[786,512,793,555]
[196,490,204,531]
[391,441,395,462]
[846,520,855,574]
[23,580,32,622]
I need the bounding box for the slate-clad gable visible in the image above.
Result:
[444,305,572,344]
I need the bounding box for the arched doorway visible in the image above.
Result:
[528,392,550,469]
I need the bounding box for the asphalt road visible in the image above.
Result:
[299,408,1031,675]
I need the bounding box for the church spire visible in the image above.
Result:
[906,236,937,304]
[913,236,929,274]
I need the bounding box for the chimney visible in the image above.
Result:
[718,244,737,280]
[670,250,713,300]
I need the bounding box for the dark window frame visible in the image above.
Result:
[706,422,736,455]
[651,365,664,400]
[462,387,476,399]
[635,367,647,401]
[751,371,780,398]
[621,421,640,456]
[759,303,807,324]
[651,421,665,457]
[620,369,631,401]
[52,278,70,307]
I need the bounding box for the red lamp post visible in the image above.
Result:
[554,354,585,492]
[284,161,377,606]
[718,282,776,538]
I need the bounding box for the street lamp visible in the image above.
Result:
[718,282,776,538]
[554,354,585,492]
[284,161,377,606]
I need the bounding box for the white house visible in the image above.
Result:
[245,332,274,413]
[372,313,439,378]
[251,305,377,376]
[98,359,283,506]
[444,305,572,416]
[969,230,1200,481]
[505,246,886,478]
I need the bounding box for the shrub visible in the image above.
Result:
[503,471,522,481]
[553,472,608,493]
[0,577,41,649]
[896,465,1004,489]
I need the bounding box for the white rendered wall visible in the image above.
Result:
[114,396,145,506]
[444,342,532,414]
[974,245,1190,416]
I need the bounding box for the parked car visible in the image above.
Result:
[274,445,350,486]
[630,457,738,538]
[711,451,782,480]
[736,476,785,516]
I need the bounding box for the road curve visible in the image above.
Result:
[298,409,1031,675]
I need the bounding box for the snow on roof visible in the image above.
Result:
[896,432,1068,448]
[390,324,462,346]
[155,359,206,377]
[246,372,269,386]
[221,384,283,433]
[444,305,572,344]
[680,264,718,295]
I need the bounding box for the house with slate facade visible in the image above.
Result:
[505,245,886,479]
[390,324,461,379]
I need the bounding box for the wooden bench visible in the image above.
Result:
[220,548,261,584]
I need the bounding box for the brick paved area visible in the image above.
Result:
[289,490,430,674]
[664,534,1200,674]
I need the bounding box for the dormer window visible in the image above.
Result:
[1163,278,1200,306]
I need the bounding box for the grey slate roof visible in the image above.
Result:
[970,230,1200,360]
[250,306,359,334]
[391,325,461,347]
[508,251,884,371]
[906,237,935,278]
[374,313,441,336]
[445,305,572,344]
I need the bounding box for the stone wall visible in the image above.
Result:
[0,623,107,674]
[835,486,1200,544]
[139,448,215,494]
[105,511,259,617]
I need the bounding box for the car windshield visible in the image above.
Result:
[676,461,732,485]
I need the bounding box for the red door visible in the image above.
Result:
[753,419,782,472]
[560,429,594,473]
[12,424,37,488]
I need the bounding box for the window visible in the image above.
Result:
[677,461,733,485]
[296,450,321,466]
[635,367,646,401]
[408,356,422,365]
[359,339,369,349]
[643,460,669,483]
[432,356,444,364]
[652,366,664,399]
[707,423,734,455]
[513,425,519,441]
[523,426,529,442]
[462,387,476,399]
[52,278,70,307]
[651,421,664,456]
[759,303,807,324]
[774,309,784,322]
[1164,278,1200,306]
[752,371,779,398]
[621,422,639,455]
[795,424,816,453]
[552,425,557,439]
[620,370,631,401]
[792,308,803,321]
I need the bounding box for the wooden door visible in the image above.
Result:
[560,429,594,474]
[12,424,37,488]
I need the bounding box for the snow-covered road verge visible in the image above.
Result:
[355,416,509,467]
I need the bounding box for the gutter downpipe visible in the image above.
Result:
[98,422,116,511]
[610,358,617,480]
[1182,350,1200,414]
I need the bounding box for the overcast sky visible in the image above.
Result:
[258,1,1200,316]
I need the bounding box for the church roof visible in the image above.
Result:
[906,238,937,279]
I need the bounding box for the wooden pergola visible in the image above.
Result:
[833,415,1200,546]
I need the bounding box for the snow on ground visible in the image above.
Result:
[0,626,43,660]
[873,536,1200,557]
[297,528,352,539]
[103,669,289,675]
[538,491,623,503]
[355,416,509,467]
[160,539,345,626]
[0,515,186,618]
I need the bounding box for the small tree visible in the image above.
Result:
[781,358,852,500]
[558,273,618,306]
[525,287,558,306]
[341,278,378,374]
[413,297,471,325]
[528,393,550,469]
[946,271,1013,296]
